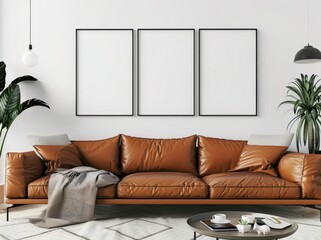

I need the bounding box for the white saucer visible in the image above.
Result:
[210,219,231,224]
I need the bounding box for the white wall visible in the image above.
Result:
[1,0,321,181]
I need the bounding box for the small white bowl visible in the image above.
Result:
[236,224,251,233]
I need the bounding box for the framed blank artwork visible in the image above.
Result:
[199,29,257,116]
[76,29,134,116]
[138,29,195,116]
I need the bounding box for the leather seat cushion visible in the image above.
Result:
[203,172,300,199]
[117,172,208,198]
[28,175,116,199]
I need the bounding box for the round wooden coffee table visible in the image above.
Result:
[187,211,298,240]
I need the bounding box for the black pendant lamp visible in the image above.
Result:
[294,0,321,64]
[294,45,321,63]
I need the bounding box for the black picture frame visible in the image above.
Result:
[199,28,257,116]
[137,29,196,116]
[75,29,134,116]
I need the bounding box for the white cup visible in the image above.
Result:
[241,214,255,224]
[212,213,226,222]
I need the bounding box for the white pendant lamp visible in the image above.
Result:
[22,0,38,67]
[294,0,321,63]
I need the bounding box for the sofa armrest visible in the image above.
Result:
[6,151,45,198]
[277,152,321,199]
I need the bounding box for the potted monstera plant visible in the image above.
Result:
[0,61,49,158]
[279,74,321,154]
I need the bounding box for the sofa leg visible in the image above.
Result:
[6,206,10,221]
[6,205,14,222]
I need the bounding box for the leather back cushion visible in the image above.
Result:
[198,136,247,177]
[230,144,287,176]
[33,144,83,174]
[121,135,198,175]
[72,135,121,175]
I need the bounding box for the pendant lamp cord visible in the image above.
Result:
[29,0,32,50]
[307,0,310,45]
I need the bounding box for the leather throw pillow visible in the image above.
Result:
[33,144,83,174]
[27,133,71,159]
[230,145,287,176]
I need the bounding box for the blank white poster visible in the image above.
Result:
[76,29,133,115]
[199,29,257,116]
[138,29,195,116]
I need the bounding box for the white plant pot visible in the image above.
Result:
[236,224,251,233]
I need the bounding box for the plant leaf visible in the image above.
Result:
[312,117,320,152]
[0,84,21,127]
[278,100,296,108]
[7,98,50,128]
[307,119,315,153]
[295,116,305,152]
[286,115,301,131]
[0,61,6,92]
[303,115,308,146]
[286,86,303,101]
[10,75,37,85]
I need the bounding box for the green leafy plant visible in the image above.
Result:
[0,61,49,157]
[279,74,321,154]
[238,219,249,225]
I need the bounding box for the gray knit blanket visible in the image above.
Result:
[30,166,119,228]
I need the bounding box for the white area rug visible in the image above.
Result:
[0,204,321,239]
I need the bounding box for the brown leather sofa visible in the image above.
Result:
[5,134,321,220]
